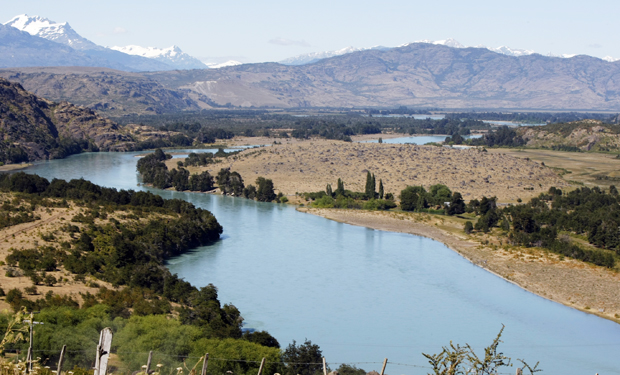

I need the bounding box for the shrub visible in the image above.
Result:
[464,221,473,234]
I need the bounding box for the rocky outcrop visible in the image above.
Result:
[0,78,156,163]
[517,121,620,151]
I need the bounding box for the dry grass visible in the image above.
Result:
[487,148,620,189]
[176,138,568,203]
[0,195,127,310]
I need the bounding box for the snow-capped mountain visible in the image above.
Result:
[3,14,204,71]
[205,60,243,69]
[280,46,389,65]
[406,38,465,49]
[110,45,207,70]
[282,38,618,66]
[5,14,100,50]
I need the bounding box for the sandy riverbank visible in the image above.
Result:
[299,207,620,323]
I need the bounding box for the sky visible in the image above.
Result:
[1,0,619,64]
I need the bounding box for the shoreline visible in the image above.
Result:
[298,207,620,324]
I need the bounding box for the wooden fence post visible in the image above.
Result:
[94,327,113,375]
[201,353,209,375]
[257,358,266,375]
[322,357,327,375]
[380,358,388,375]
[146,351,153,374]
[57,345,67,375]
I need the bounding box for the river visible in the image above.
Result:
[20,152,620,374]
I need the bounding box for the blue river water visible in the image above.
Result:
[20,152,620,374]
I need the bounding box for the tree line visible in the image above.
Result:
[137,149,283,203]
[463,187,619,268]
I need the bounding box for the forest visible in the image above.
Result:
[446,111,618,124]
[113,110,490,142]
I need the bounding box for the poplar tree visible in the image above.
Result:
[326,184,333,197]
[379,179,384,199]
[365,172,377,200]
[335,178,345,197]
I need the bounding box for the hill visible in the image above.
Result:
[0,67,209,116]
[517,121,620,152]
[4,43,620,114]
[0,77,186,164]
[146,43,620,110]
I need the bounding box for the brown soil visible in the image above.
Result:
[0,195,117,310]
[178,138,568,203]
[300,207,620,323]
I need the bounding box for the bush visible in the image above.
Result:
[312,196,335,208]
[464,221,473,234]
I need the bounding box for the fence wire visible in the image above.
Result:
[5,349,531,375]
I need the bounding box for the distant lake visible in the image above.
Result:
[361,134,482,144]
[483,120,546,127]
[363,114,446,120]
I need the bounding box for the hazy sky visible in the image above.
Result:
[2,0,618,63]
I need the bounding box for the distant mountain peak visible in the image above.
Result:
[280,45,389,65]
[110,44,207,70]
[4,14,99,50]
[205,60,243,69]
[283,39,618,66]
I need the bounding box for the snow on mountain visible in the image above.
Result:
[205,60,243,69]
[485,45,535,57]
[110,45,207,70]
[280,45,388,65]
[406,38,465,48]
[4,14,100,50]
[283,38,620,66]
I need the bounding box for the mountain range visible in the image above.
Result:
[281,38,619,66]
[2,14,206,71]
[143,43,620,111]
[3,42,620,113]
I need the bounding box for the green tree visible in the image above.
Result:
[429,184,452,206]
[335,178,345,197]
[447,192,465,215]
[243,185,257,200]
[282,339,324,375]
[400,186,427,211]
[365,172,376,200]
[256,177,276,202]
[217,169,245,196]
[243,330,280,348]
[326,184,333,197]
[464,221,473,234]
[378,179,384,199]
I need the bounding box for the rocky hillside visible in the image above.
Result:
[517,121,620,152]
[146,43,620,110]
[0,67,209,116]
[3,43,620,114]
[0,78,182,164]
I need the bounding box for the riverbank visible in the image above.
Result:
[0,163,32,172]
[299,207,620,324]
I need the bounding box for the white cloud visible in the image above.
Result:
[96,27,129,37]
[268,37,310,47]
[113,27,128,34]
